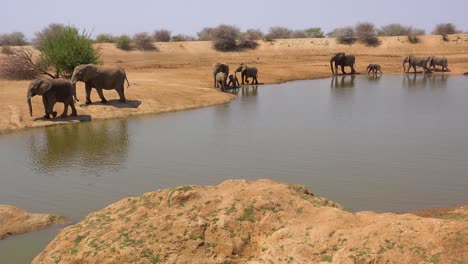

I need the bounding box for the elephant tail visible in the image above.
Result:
[120,68,130,88]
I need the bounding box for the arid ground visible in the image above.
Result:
[1,34,468,133]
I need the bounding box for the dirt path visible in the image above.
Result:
[1,34,468,133]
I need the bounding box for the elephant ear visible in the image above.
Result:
[81,64,98,82]
[29,78,53,96]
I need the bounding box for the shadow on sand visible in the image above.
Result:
[80,99,142,109]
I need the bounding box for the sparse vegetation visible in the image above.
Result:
[132,32,156,50]
[0,48,43,79]
[265,27,292,39]
[115,35,132,50]
[32,23,65,48]
[378,23,411,36]
[211,25,240,51]
[197,27,214,41]
[95,33,116,43]
[171,34,195,42]
[242,29,264,40]
[0,32,28,46]
[153,29,171,42]
[329,27,356,45]
[355,22,380,46]
[407,27,425,44]
[432,23,460,41]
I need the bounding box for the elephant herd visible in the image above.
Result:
[27,64,130,120]
[212,63,259,91]
[330,52,450,75]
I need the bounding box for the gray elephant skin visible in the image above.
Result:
[235,64,258,84]
[428,56,450,72]
[71,64,129,104]
[227,74,240,88]
[366,64,382,74]
[27,78,78,119]
[330,52,356,75]
[212,63,229,88]
[402,55,430,73]
[215,72,228,90]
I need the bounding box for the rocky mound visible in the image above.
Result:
[0,205,66,239]
[34,179,467,263]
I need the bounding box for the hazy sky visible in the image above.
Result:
[1,0,467,38]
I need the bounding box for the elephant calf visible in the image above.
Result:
[366,64,382,74]
[212,63,229,88]
[227,74,240,88]
[215,72,228,91]
[27,78,78,119]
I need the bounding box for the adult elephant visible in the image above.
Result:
[215,72,228,91]
[402,55,430,73]
[428,56,450,72]
[235,64,258,84]
[71,64,129,104]
[330,52,356,75]
[26,78,78,119]
[212,63,229,88]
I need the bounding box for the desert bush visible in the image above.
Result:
[32,23,65,48]
[355,22,380,46]
[407,27,425,44]
[432,23,459,41]
[0,48,43,80]
[115,35,131,50]
[330,27,356,45]
[242,29,264,40]
[304,27,324,38]
[39,26,101,77]
[378,24,410,36]
[211,25,240,51]
[1,46,13,54]
[171,34,196,42]
[95,33,116,43]
[238,36,258,49]
[0,32,28,46]
[291,30,307,38]
[133,32,156,50]
[197,27,214,41]
[153,29,171,42]
[265,27,292,40]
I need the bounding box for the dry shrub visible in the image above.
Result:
[331,27,356,45]
[243,29,263,40]
[211,25,240,51]
[95,33,116,43]
[0,32,28,46]
[171,34,195,42]
[1,46,13,54]
[115,35,131,50]
[32,23,65,48]
[238,37,258,49]
[355,22,380,46]
[265,27,292,40]
[378,24,410,36]
[197,27,214,41]
[132,32,156,50]
[303,27,324,38]
[0,48,42,80]
[432,23,459,41]
[407,27,425,44]
[153,29,171,42]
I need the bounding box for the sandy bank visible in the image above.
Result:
[1,34,467,133]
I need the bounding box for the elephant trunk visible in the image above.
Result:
[330,60,335,75]
[27,97,33,117]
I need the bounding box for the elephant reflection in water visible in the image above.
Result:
[367,73,381,81]
[29,120,130,172]
[242,85,258,96]
[330,75,355,89]
[403,74,448,89]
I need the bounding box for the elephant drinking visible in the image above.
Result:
[71,64,129,104]
[234,64,258,84]
[330,52,356,75]
[212,63,229,88]
[27,78,78,119]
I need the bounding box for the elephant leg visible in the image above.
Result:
[85,83,93,104]
[42,96,50,119]
[341,65,346,74]
[61,103,69,118]
[350,66,356,74]
[241,73,245,85]
[253,76,258,84]
[96,89,108,104]
[117,87,126,103]
[69,100,77,116]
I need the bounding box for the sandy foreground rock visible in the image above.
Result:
[1,35,468,133]
[33,179,467,264]
[0,205,66,240]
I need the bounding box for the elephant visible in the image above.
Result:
[234,64,258,84]
[227,74,240,88]
[215,72,228,90]
[27,78,78,119]
[428,56,450,72]
[330,52,356,75]
[71,64,129,105]
[366,64,382,74]
[402,55,431,73]
[212,63,229,88]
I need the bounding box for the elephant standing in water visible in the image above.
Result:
[402,55,430,73]
[428,56,450,72]
[235,64,258,84]
[212,63,229,88]
[366,64,382,74]
[330,52,356,75]
[215,72,228,90]
[27,78,78,119]
[71,64,129,104]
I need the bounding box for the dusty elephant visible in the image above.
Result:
[212,63,229,88]
[428,56,450,72]
[402,55,430,73]
[215,72,228,91]
[234,64,258,84]
[71,64,129,104]
[366,64,382,74]
[26,78,78,119]
[330,52,356,75]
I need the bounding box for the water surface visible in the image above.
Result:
[1,75,467,263]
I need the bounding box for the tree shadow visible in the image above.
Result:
[79,99,142,109]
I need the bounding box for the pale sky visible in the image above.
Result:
[1,0,467,39]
